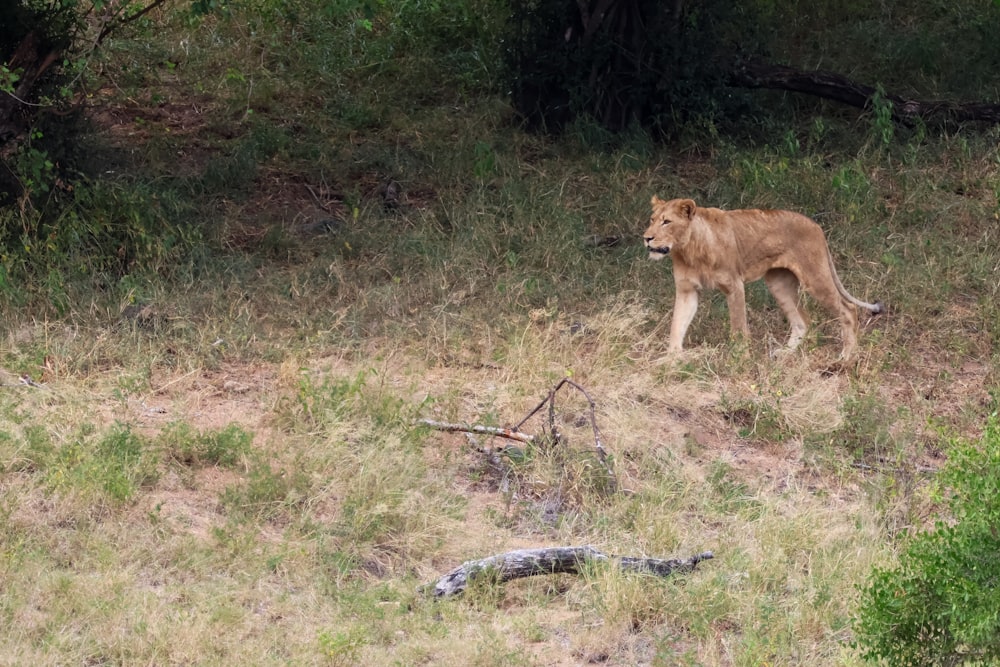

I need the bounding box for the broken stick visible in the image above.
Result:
[416,419,535,444]
[427,546,714,597]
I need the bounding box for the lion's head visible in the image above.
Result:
[643,196,696,260]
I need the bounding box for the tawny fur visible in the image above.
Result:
[643,196,882,360]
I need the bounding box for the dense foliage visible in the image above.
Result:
[855,412,1000,665]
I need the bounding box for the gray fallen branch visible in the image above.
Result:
[416,419,536,444]
[427,546,714,598]
[851,461,938,475]
[0,369,46,389]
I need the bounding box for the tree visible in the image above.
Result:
[1,0,178,202]
[1,0,180,144]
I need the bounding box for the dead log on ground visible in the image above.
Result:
[427,546,714,598]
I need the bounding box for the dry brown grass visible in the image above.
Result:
[1,290,914,665]
[3,5,1000,664]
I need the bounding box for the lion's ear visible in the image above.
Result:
[678,199,696,219]
[650,195,663,206]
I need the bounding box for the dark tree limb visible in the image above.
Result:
[730,57,1000,126]
[96,0,174,45]
[2,0,178,147]
[577,0,619,41]
[1,31,62,141]
[427,546,714,597]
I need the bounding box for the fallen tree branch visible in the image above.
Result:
[419,377,618,491]
[416,419,535,444]
[427,546,714,597]
[730,57,1000,126]
[851,461,938,475]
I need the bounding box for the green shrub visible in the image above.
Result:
[160,422,254,468]
[854,411,1000,665]
[0,177,203,311]
[47,423,159,503]
[220,461,308,522]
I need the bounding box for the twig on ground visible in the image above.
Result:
[416,419,536,444]
[19,375,45,388]
[426,546,714,597]
[851,461,938,474]
[419,377,618,490]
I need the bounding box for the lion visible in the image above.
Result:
[643,196,883,360]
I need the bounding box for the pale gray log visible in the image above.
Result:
[429,546,714,597]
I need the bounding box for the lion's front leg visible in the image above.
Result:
[669,285,699,351]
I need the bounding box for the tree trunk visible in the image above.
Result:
[1,31,61,144]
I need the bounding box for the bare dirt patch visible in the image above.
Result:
[134,362,280,434]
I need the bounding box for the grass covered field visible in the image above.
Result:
[2,3,1000,665]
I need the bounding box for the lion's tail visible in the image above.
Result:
[827,247,884,314]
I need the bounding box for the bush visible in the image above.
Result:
[46,423,159,503]
[854,411,1000,665]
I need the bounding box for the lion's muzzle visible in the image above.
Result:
[644,238,671,259]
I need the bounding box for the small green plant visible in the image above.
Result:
[48,423,159,502]
[220,461,308,522]
[707,460,763,518]
[161,422,254,468]
[824,392,895,464]
[317,625,368,665]
[1,422,53,473]
[473,141,497,179]
[719,384,790,442]
[0,64,20,93]
[869,85,895,148]
[15,136,55,195]
[854,410,1000,665]
[277,371,369,431]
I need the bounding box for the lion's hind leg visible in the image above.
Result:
[798,269,860,360]
[764,268,809,352]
